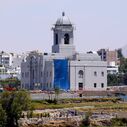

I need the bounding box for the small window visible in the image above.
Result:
[94,71,97,76]
[101,83,104,88]
[103,56,106,59]
[104,52,106,55]
[79,83,83,90]
[79,70,83,78]
[94,83,97,88]
[55,34,58,45]
[101,72,104,76]
[64,33,69,44]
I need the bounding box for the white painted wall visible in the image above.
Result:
[70,61,107,91]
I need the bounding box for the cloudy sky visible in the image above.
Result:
[0,0,127,53]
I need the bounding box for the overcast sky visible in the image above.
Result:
[0,0,127,53]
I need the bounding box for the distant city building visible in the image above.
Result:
[0,65,9,79]
[0,51,25,79]
[107,62,119,74]
[21,13,107,91]
[0,51,13,67]
[97,49,119,65]
[97,49,119,74]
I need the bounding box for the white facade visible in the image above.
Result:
[21,13,107,91]
[70,61,107,91]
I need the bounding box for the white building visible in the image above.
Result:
[0,51,13,67]
[0,51,25,79]
[21,13,107,91]
[107,61,119,74]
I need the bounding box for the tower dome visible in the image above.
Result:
[56,12,72,25]
[52,12,75,55]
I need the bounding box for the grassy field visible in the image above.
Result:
[27,98,127,127]
[31,97,127,112]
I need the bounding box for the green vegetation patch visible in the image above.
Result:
[32,97,124,110]
[111,118,127,126]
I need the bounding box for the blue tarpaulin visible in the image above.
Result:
[54,59,70,91]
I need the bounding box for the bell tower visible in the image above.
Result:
[52,12,75,55]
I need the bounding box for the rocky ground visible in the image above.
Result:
[19,108,118,127]
[19,108,84,127]
[19,119,82,127]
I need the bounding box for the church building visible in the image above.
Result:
[21,13,107,91]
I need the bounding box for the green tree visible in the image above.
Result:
[0,104,7,127]
[107,73,124,86]
[119,58,127,85]
[1,90,32,127]
[108,50,127,86]
[107,74,118,86]
[119,58,127,73]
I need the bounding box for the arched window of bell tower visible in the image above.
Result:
[55,33,58,45]
[64,33,69,44]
